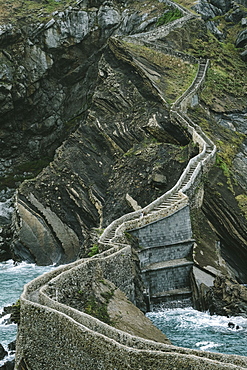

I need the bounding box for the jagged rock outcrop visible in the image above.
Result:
[236,28,247,47]
[205,276,247,317]
[9,24,199,264]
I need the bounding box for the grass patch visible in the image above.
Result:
[122,41,197,103]
[0,0,76,25]
[84,296,112,324]
[186,27,247,110]
[88,244,99,257]
[236,194,247,219]
[156,8,183,26]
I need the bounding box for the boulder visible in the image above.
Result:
[8,341,15,353]
[192,0,223,20]
[0,344,7,361]
[209,0,232,13]
[225,8,247,23]
[236,28,247,48]
[240,47,247,61]
[0,360,15,370]
[205,275,247,317]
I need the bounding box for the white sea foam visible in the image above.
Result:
[0,260,54,350]
[0,198,13,219]
[147,307,247,356]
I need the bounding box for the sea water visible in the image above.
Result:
[0,260,53,365]
[147,306,247,356]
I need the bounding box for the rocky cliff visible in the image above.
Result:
[0,0,247,313]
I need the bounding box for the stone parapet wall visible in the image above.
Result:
[39,245,137,304]
[122,36,198,64]
[130,206,192,248]
[16,247,247,369]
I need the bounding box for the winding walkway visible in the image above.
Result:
[98,59,216,246]
[16,4,247,370]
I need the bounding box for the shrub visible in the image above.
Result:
[156,8,183,26]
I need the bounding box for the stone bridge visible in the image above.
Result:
[15,3,247,369]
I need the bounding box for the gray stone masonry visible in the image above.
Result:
[130,205,192,249]
[143,262,193,297]
[139,241,193,268]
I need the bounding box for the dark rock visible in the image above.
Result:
[216,112,247,134]
[240,47,247,61]
[206,21,224,39]
[225,8,247,23]
[0,360,15,370]
[209,0,232,13]
[0,344,7,361]
[205,276,247,317]
[8,341,15,353]
[236,28,247,48]
[192,0,223,20]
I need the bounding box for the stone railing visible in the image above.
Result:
[98,58,216,246]
[128,0,200,43]
[17,248,247,369]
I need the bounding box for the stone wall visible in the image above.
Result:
[130,205,192,248]
[139,240,193,268]
[16,245,247,369]
[143,262,193,296]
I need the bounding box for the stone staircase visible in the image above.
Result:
[99,59,215,246]
[98,43,216,307]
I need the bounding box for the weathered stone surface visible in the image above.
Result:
[0,344,7,360]
[192,0,223,20]
[210,0,232,13]
[0,360,15,370]
[236,28,247,48]
[205,275,247,317]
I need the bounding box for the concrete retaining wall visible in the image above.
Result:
[144,263,193,296]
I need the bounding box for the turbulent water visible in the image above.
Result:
[0,260,53,365]
[147,306,247,356]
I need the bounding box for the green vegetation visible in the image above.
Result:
[236,194,247,219]
[122,41,197,103]
[156,8,183,26]
[88,244,99,257]
[188,105,244,191]
[84,295,112,324]
[0,0,76,24]
[215,155,230,178]
[187,29,247,111]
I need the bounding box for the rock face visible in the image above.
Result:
[236,28,247,47]
[7,14,196,265]
[0,344,7,360]
[205,276,247,317]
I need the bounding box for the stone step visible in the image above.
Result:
[150,287,192,300]
[142,258,193,272]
